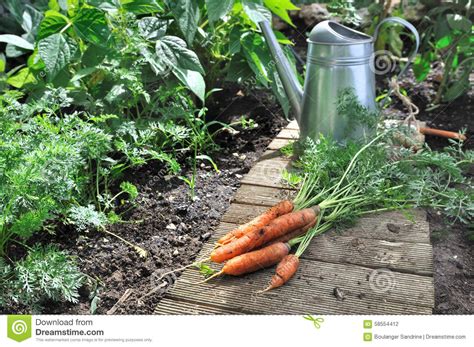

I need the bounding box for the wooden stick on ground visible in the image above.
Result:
[107,289,135,315]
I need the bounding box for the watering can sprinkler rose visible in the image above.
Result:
[259,18,419,142]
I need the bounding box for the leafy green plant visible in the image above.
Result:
[0,90,111,255]
[413,2,473,104]
[197,0,300,116]
[0,245,84,311]
[327,0,362,27]
[290,131,473,262]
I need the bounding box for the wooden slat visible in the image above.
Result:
[155,298,239,315]
[241,164,290,188]
[240,149,293,188]
[277,128,299,139]
[302,234,433,276]
[267,138,294,150]
[233,185,296,206]
[286,119,299,130]
[256,150,292,164]
[221,203,269,224]
[163,259,432,314]
[338,209,430,244]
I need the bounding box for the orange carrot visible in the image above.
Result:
[419,127,466,141]
[222,242,290,276]
[211,206,319,263]
[217,200,294,246]
[260,254,300,292]
[267,219,316,245]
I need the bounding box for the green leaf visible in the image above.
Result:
[166,0,200,45]
[73,8,110,45]
[229,27,242,55]
[138,17,168,41]
[443,78,470,102]
[225,55,254,83]
[0,34,34,50]
[87,0,121,11]
[263,0,298,27]
[155,36,204,74]
[21,5,44,38]
[140,46,168,75]
[435,35,452,49]
[172,67,205,101]
[447,14,472,32]
[10,209,49,239]
[121,0,163,14]
[37,10,70,40]
[242,0,272,26]
[120,181,138,200]
[27,50,46,71]
[38,33,77,79]
[6,67,37,88]
[388,27,403,57]
[271,67,290,117]
[196,154,220,173]
[48,0,60,11]
[241,32,271,86]
[82,44,108,67]
[275,31,293,45]
[413,54,431,82]
[0,53,5,73]
[71,67,97,82]
[205,0,234,23]
[105,84,127,103]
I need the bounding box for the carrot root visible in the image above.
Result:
[222,242,290,276]
[259,254,300,293]
[216,200,294,246]
[268,219,317,245]
[189,270,224,284]
[419,127,466,141]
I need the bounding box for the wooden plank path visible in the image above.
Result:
[155,120,434,315]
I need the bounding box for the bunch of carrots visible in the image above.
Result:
[207,201,321,292]
[191,136,386,292]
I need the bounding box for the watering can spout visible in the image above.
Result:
[259,21,303,121]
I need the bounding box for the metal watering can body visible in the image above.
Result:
[260,18,419,142]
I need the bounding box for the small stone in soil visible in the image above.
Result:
[166,223,177,230]
[173,249,179,256]
[437,302,450,310]
[201,232,211,241]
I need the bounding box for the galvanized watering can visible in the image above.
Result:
[260,18,419,142]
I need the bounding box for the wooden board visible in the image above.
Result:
[155,122,434,315]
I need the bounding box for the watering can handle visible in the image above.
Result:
[373,17,420,80]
